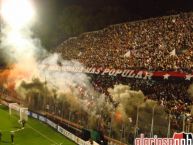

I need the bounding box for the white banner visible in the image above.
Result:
[31,112,38,119]
[47,119,57,129]
[39,115,46,122]
[57,126,91,145]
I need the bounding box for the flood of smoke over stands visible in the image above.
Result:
[3,11,192,145]
[0,0,193,145]
[32,0,193,49]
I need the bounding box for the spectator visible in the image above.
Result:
[56,12,193,72]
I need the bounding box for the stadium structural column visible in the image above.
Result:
[150,105,156,138]
[182,113,186,132]
[134,106,139,139]
[167,113,171,138]
[108,118,112,138]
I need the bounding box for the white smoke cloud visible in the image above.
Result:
[0,0,170,139]
[108,84,168,136]
[0,0,45,89]
[37,53,91,91]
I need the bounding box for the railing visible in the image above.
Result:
[0,99,127,145]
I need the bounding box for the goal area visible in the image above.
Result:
[9,103,28,121]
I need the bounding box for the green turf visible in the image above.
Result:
[0,105,76,145]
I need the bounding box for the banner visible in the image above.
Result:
[38,115,47,122]
[47,119,57,129]
[42,65,193,81]
[58,126,92,145]
[31,112,38,119]
[28,111,92,145]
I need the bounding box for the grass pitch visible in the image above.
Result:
[0,105,76,145]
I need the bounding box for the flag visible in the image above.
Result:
[170,49,176,56]
[78,52,82,56]
[124,50,131,57]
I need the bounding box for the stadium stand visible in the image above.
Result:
[56,12,193,72]
[1,12,193,144]
[54,12,193,143]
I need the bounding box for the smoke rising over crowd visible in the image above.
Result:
[0,0,161,138]
[0,1,193,144]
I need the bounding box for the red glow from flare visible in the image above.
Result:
[0,65,32,97]
[114,111,123,123]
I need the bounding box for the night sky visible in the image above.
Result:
[33,0,193,48]
[35,0,193,18]
[0,0,192,66]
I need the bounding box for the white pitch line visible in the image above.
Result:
[27,124,61,145]
[1,108,62,145]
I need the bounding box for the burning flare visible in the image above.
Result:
[0,0,38,96]
[1,0,35,29]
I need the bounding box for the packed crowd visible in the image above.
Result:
[1,13,193,144]
[1,77,192,143]
[54,12,193,142]
[56,12,193,72]
[91,75,192,113]
[25,76,193,142]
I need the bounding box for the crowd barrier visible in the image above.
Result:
[0,99,126,145]
[28,111,91,145]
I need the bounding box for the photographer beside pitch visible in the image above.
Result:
[21,119,26,128]
[10,131,14,144]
